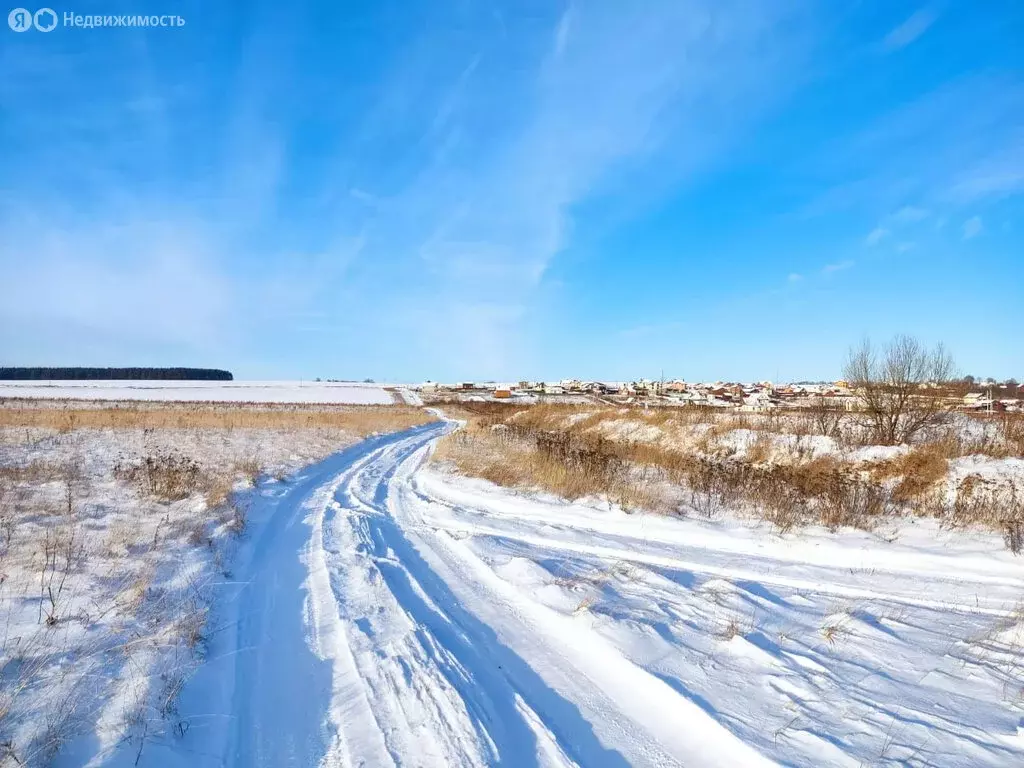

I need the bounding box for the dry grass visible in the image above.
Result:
[233,457,264,486]
[745,433,775,464]
[435,402,1022,549]
[948,475,1023,553]
[998,414,1024,456]
[869,442,955,502]
[114,453,204,501]
[820,614,852,647]
[717,614,755,641]
[0,402,434,435]
[433,425,667,512]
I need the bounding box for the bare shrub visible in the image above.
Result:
[186,521,212,548]
[1006,515,1023,555]
[951,474,993,526]
[995,414,1024,458]
[950,476,1023,554]
[0,461,66,486]
[225,500,248,537]
[716,612,755,641]
[174,602,208,651]
[115,453,203,501]
[808,396,845,438]
[752,483,807,534]
[843,335,956,445]
[684,459,737,517]
[233,458,263,487]
[738,455,887,532]
[38,519,84,625]
[818,478,892,531]
[745,433,774,464]
[780,456,846,498]
[434,422,667,512]
[204,476,234,508]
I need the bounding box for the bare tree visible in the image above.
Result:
[807,395,845,438]
[843,335,956,445]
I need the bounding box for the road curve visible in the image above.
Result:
[167,419,776,768]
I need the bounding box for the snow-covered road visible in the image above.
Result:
[163,420,1024,768]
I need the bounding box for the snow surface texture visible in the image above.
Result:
[0,425,363,767]
[0,380,393,405]
[147,418,1024,768]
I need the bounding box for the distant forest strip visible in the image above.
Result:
[0,367,234,381]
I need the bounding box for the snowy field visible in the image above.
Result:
[3,410,1023,766]
[0,380,394,405]
[0,409,430,767]
[152,419,1021,768]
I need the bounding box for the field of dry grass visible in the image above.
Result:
[434,402,1024,550]
[0,401,433,434]
[0,400,434,764]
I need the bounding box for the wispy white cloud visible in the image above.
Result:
[352,0,813,375]
[865,226,889,246]
[788,272,803,282]
[822,259,855,274]
[553,3,574,57]
[891,205,930,222]
[883,9,938,51]
[963,215,983,240]
[865,206,930,248]
[803,76,1024,221]
[948,133,1024,202]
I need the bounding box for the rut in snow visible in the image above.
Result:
[165,420,1024,768]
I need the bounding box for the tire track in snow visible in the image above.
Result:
[314,425,633,767]
[405,475,1024,618]
[310,422,775,767]
[184,420,776,766]
[168,420,1024,768]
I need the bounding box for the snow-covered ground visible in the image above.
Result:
[0,380,393,405]
[0,424,371,767]
[133,417,1024,768]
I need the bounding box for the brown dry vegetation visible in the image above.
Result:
[440,399,1024,455]
[0,402,434,435]
[435,402,1024,550]
[869,441,956,503]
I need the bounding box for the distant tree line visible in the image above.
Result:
[0,367,233,381]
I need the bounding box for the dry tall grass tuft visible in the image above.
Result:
[870,442,953,502]
[745,433,774,464]
[233,457,263,487]
[114,453,204,501]
[995,414,1024,458]
[949,475,1023,553]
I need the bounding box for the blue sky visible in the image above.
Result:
[1,1,1022,382]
